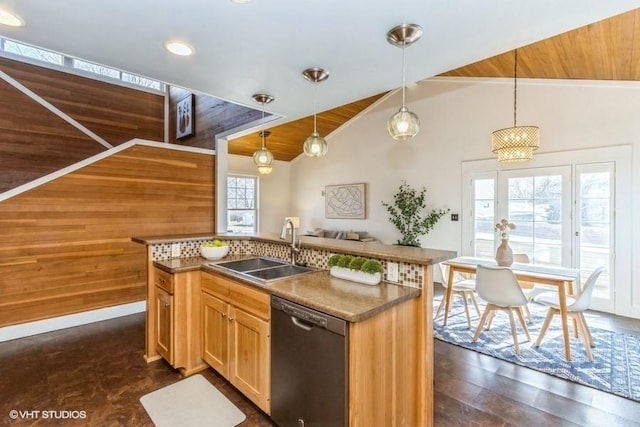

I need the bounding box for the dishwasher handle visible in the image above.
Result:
[271,295,347,337]
[281,303,328,329]
[290,316,315,331]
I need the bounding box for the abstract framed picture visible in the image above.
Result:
[325,183,366,219]
[176,94,194,139]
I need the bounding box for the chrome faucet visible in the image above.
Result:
[281,218,301,265]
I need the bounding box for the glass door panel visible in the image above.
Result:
[576,163,614,311]
[500,167,571,266]
[473,178,496,258]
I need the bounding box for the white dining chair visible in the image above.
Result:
[435,263,480,329]
[533,266,606,361]
[513,253,537,323]
[473,264,531,354]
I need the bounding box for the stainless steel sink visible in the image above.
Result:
[213,257,288,272]
[210,257,317,283]
[244,264,315,282]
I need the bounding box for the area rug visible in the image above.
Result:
[140,374,246,427]
[433,296,640,402]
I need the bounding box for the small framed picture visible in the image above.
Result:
[176,94,194,139]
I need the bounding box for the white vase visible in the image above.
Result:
[330,266,382,286]
[495,239,513,267]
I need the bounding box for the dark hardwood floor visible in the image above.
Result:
[1,307,639,426]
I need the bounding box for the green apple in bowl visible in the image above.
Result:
[200,240,229,259]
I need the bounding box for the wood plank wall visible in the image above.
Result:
[168,86,263,150]
[0,144,215,327]
[0,56,164,193]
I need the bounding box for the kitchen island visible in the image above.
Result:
[133,232,456,426]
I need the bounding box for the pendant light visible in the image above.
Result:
[491,49,540,163]
[386,23,423,141]
[252,93,275,175]
[302,67,329,157]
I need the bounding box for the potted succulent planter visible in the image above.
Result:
[327,255,383,285]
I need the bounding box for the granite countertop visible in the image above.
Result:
[154,255,420,322]
[134,231,456,266]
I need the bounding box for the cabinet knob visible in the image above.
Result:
[164,303,170,308]
[221,313,227,318]
[159,277,166,284]
[228,317,234,322]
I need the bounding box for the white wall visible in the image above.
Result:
[288,77,640,316]
[228,154,291,234]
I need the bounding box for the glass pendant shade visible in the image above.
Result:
[386,23,422,141]
[302,67,329,158]
[257,165,272,175]
[253,130,274,175]
[491,126,539,163]
[251,94,275,174]
[253,146,274,171]
[303,131,328,157]
[387,106,420,140]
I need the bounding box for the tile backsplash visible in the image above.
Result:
[151,239,423,288]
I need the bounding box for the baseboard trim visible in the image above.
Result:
[0,301,146,343]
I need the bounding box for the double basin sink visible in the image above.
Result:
[210,256,317,283]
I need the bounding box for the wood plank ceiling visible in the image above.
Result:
[227,8,639,161]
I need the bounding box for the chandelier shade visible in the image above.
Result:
[386,23,422,141]
[302,67,330,157]
[491,126,539,162]
[491,50,540,163]
[252,94,275,175]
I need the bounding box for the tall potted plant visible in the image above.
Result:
[382,181,449,247]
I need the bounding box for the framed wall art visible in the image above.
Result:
[176,93,194,139]
[325,183,366,219]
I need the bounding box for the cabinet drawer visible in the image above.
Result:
[201,272,231,301]
[154,268,174,294]
[230,282,270,320]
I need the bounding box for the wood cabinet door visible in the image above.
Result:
[229,306,271,414]
[156,286,174,364]
[202,291,230,377]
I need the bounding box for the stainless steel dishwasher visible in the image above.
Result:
[270,295,348,427]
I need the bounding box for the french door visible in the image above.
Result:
[467,163,616,312]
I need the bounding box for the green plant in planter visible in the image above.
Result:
[337,255,355,268]
[348,257,367,271]
[360,259,383,274]
[382,181,449,247]
[327,254,342,268]
[327,255,382,275]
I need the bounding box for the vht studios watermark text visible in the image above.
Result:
[8,409,87,420]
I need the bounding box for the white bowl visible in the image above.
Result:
[200,244,229,260]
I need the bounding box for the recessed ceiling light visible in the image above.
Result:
[0,9,25,27]
[164,41,194,56]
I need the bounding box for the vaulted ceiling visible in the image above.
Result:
[2,2,638,161]
[229,8,640,160]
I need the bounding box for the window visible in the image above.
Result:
[227,175,257,234]
[3,39,63,65]
[72,59,121,79]
[0,36,165,92]
[500,167,571,266]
